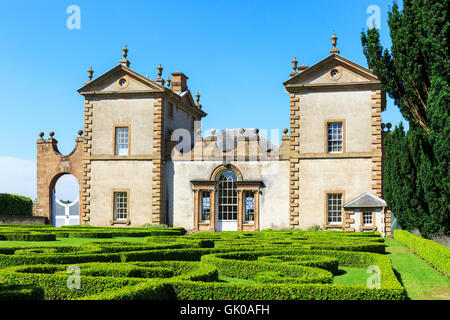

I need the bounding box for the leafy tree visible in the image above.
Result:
[361,0,449,238]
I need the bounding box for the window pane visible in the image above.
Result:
[218,171,237,221]
[327,193,342,224]
[363,211,373,225]
[115,127,129,155]
[201,191,210,221]
[114,192,128,220]
[244,191,255,222]
[327,122,343,153]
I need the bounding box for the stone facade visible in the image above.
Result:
[35,38,394,236]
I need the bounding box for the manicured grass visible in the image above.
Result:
[385,238,450,300]
[333,267,368,285]
[0,236,147,247]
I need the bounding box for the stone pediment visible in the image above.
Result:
[178,90,198,109]
[284,54,379,88]
[78,64,164,95]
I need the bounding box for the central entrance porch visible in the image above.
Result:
[191,164,262,232]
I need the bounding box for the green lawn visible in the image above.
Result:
[385,238,450,300]
[0,237,147,247]
[333,267,368,285]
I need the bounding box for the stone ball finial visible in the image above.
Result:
[39,132,44,139]
[239,128,245,135]
[381,123,386,130]
[254,128,259,134]
[283,128,289,135]
[49,131,55,138]
[78,130,83,136]
[211,129,216,136]
[386,123,392,131]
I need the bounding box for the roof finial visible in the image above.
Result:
[291,57,298,71]
[154,64,165,86]
[157,64,163,77]
[88,66,93,79]
[119,45,130,67]
[330,33,340,54]
[85,66,94,84]
[122,45,128,59]
[195,92,200,105]
[290,57,298,77]
[166,76,171,88]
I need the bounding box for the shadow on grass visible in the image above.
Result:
[335,269,347,276]
[393,268,411,300]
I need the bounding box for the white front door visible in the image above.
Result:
[216,220,238,232]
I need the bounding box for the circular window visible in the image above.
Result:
[118,78,127,87]
[330,69,340,79]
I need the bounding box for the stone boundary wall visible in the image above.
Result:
[0,215,48,225]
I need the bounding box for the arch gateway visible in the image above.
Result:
[35,36,394,236]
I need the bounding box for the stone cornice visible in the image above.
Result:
[291,151,381,160]
[285,81,382,93]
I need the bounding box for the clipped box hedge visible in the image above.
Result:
[0,228,408,300]
[0,194,33,217]
[394,230,450,278]
[0,232,56,242]
[0,225,187,242]
[0,283,44,300]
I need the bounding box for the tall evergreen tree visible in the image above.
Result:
[361,0,449,238]
[383,123,423,231]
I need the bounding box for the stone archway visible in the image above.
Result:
[35,131,84,226]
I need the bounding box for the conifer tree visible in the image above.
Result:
[361,0,449,238]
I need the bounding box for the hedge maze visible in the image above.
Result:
[0,227,407,300]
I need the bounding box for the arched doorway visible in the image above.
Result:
[35,131,85,225]
[50,173,80,227]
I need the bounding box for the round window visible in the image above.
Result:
[118,78,127,87]
[330,69,341,80]
[330,69,340,79]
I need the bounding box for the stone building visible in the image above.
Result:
[34,34,393,236]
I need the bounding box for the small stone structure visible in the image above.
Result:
[34,131,84,226]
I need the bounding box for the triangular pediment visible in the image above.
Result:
[343,192,387,208]
[284,54,379,87]
[178,90,198,109]
[78,64,164,94]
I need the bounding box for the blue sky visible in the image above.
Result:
[0,0,406,200]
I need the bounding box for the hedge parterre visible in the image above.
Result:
[0,228,407,300]
[0,225,186,241]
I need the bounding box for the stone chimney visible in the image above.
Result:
[171,72,189,92]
